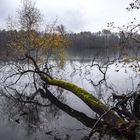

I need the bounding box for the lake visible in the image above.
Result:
[0,54,139,140]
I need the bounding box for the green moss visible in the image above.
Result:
[41,75,124,125]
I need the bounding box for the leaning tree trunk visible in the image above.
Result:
[41,75,124,127]
[25,55,139,139]
[40,75,140,140]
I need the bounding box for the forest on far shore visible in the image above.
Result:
[0,28,139,59]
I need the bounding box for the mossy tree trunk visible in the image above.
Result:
[25,55,138,139]
[41,75,124,127]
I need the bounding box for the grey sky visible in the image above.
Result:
[0,0,140,32]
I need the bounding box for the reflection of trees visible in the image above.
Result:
[0,87,66,137]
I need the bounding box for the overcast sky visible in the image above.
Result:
[0,0,140,32]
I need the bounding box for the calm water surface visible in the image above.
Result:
[0,58,139,140]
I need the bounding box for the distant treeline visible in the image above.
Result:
[0,29,139,59]
[67,29,139,50]
[0,30,14,59]
[66,29,140,58]
[68,30,119,50]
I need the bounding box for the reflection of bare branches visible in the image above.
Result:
[39,86,102,128]
[112,93,135,120]
[1,89,61,133]
[89,63,107,86]
[87,107,114,140]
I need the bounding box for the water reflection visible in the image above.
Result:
[0,49,139,139]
